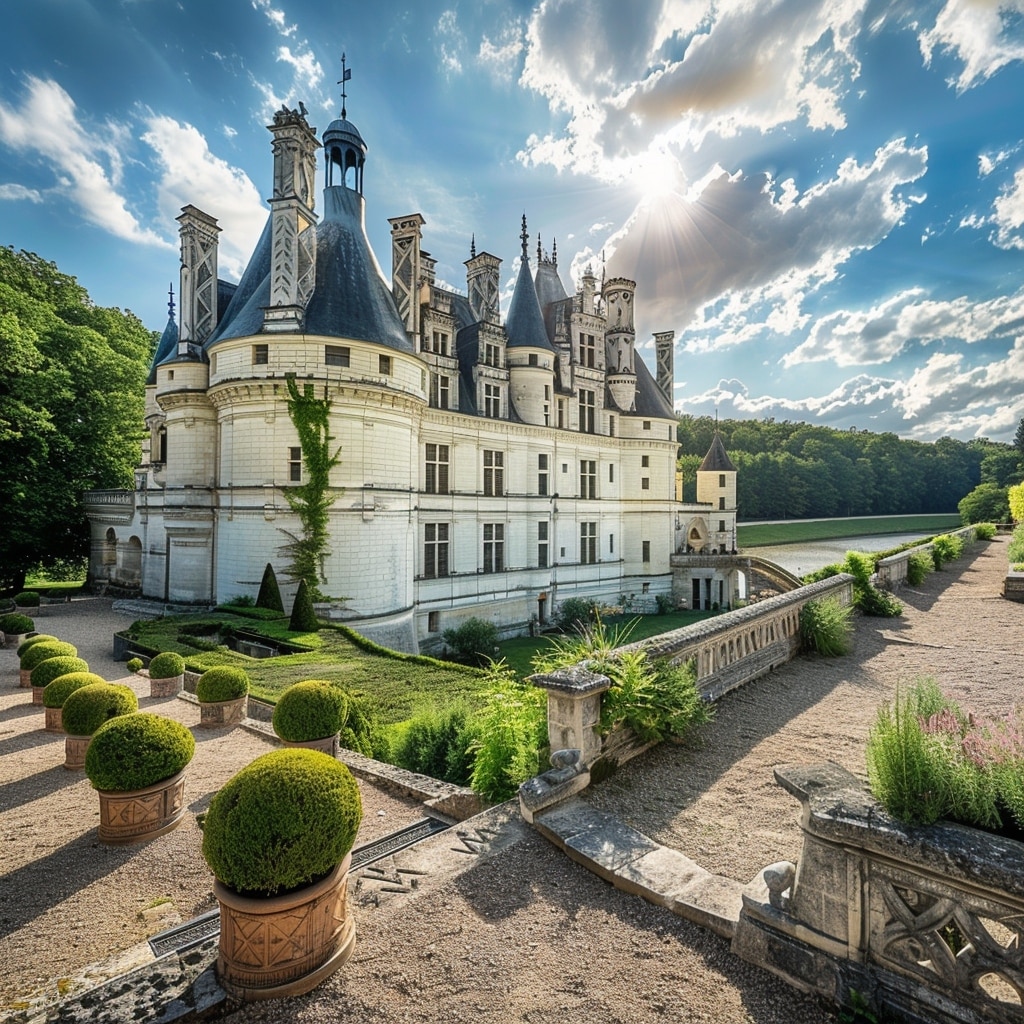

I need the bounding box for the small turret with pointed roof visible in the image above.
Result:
[697,425,738,528]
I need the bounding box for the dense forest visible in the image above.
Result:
[676,415,1023,519]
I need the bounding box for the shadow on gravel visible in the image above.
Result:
[0,701,51,721]
[0,762,82,813]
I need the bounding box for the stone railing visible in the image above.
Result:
[734,763,1024,1024]
[876,524,976,590]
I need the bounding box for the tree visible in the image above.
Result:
[957,483,1009,525]
[0,248,153,591]
[1014,417,1024,459]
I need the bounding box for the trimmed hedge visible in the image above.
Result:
[85,713,195,791]
[148,652,185,678]
[20,640,77,671]
[62,683,139,736]
[202,748,362,897]
[0,613,35,635]
[272,680,348,742]
[16,633,58,658]
[31,656,89,690]
[196,666,250,702]
[14,591,40,608]
[42,671,106,708]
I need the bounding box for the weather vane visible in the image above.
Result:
[167,282,175,322]
[338,53,352,119]
[520,213,529,261]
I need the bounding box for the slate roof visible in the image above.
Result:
[633,357,676,420]
[505,257,555,351]
[699,433,737,472]
[147,315,178,385]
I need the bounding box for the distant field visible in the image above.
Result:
[736,514,962,547]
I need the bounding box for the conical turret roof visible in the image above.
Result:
[699,433,736,472]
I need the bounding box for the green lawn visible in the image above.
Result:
[736,514,961,547]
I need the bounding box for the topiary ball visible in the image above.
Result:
[272,680,348,742]
[31,656,89,690]
[196,666,249,703]
[0,613,36,635]
[148,652,185,678]
[20,640,77,672]
[15,634,58,658]
[13,591,40,608]
[62,683,139,736]
[202,748,362,897]
[85,713,195,791]
[42,671,107,708]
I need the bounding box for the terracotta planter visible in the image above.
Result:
[199,696,247,728]
[150,673,184,699]
[44,706,64,733]
[96,769,188,844]
[280,733,339,757]
[215,854,354,1000]
[31,685,45,706]
[19,669,32,688]
[64,734,90,770]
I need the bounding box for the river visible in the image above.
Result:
[740,532,937,578]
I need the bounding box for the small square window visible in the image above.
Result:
[641,478,650,490]
[642,455,650,468]
[325,345,350,367]
[253,344,269,365]
[379,354,392,375]
[642,420,651,430]
[642,582,650,594]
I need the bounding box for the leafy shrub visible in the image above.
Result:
[1008,525,1024,563]
[393,701,482,785]
[1008,483,1024,523]
[256,563,284,613]
[958,483,1009,525]
[15,633,57,657]
[289,579,319,632]
[148,652,185,678]
[931,533,964,569]
[905,551,934,586]
[20,640,77,671]
[800,597,854,657]
[0,613,35,635]
[655,594,674,615]
[196,666,250,702]
[13,591,40,608]
[801,563,843,584]
[857,585,903,617]
[126,657,144,673]
[201,748,362,897]
[442,618,499,665]
[554,597,599,633]
[974,522,997,541]
[273,679,348,742]
[63,683,138,736]
[223,594,255,607]
[31,656,89,689]
[85,713,195,791]
[338,694,390,760]
[42,671,106,708]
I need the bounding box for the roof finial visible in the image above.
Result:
[338,52,352,119]
[520,213,529,261]
[552,237,557,268]
[167,282,176,322]
[536,232,542,264]
[470,233,476,259]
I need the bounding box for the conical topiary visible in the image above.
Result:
[289,579,319,632]
[256,563,284,612]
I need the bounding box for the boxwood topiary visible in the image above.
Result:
[14,591,40,608]
[31,656,89,690]
[272,680,348,742]
[0,613,35,635]
[85,713,196,791]
[63,683,139,736]
[148,652,185,678]
[21,640,77,672]
[196,666,249,703]
[15,633,58,658]
[43,671,107,708]
[202,748,362,897]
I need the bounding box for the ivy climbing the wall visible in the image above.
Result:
[281,375,342,600]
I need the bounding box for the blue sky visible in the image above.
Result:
[4,0,1024,442]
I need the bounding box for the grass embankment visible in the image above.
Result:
[737,514,961,547]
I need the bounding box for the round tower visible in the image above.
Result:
[603,277,637,412]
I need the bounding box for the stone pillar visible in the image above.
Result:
[177,205,220,346]
[528,665,611,769]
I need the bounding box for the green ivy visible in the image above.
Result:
[281,376,342,600]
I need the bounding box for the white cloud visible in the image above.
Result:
[0,182,42,202]
[142,115,267,280]
[918,0,1024,92]
[437,10,467,76]
[251,0,296,37]
[248,0,330,116]
[991,166,1024,249]
[476,22,525,83]
[0,76,169,249]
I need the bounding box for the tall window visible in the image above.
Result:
[580,522,597,564]
[431,331,449,356]
[538,454,549,496]
[483,450,504,496]
[579,333,596,368]
[430,374,450,409]
[719,497,726,510]
[579,459,597,499]
[557,399,565,429]
[484,343,501,367]
[425,443,450,494]
[719,473,726,487]
[252,343,269,365]
[642,455,650,468]
[484,383,501,418]
[424,523,450,578]
[579,389,596,433]
[288,446,302,482]
[641,478,650,490]
[538,521,549,569]
[483,523,504,573]
[642,540,651,563]
[379,354,392,375]
[325,345,350,366]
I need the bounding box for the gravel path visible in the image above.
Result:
[1,538,1018,1023]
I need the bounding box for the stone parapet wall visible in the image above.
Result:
[876,525,976,590]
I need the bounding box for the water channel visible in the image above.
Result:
[739,532,937,578]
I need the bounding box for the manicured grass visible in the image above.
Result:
[737,514,961,547]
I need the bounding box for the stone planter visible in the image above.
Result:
[150,673,184,699]
[4,631,32,650]
[44,706,64,733]
[31,685,45,706]
[280,733,340,757]
[215,854,354,1000]
[96,769,188,844]
[64,734,90,770]
[734,762,1024,1024]
[199,696,247,728]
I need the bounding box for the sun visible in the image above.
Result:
[630,149,684,202]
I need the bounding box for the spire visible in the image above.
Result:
[552,237,557,268]
[520,213,529,261]
[536,232,542,264]
[470,233,476,259]
[167,282,175,322]
[338,52,352,119]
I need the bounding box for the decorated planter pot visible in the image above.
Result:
[281,732,340,757]
[96,769,188,844]
[199,696,248,728]
[150,673,184,699]
[31,685,45,706]
[44,706,64,733]
[64,734,90,771]
[5,631,32,651]
[215,854,354,1000]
